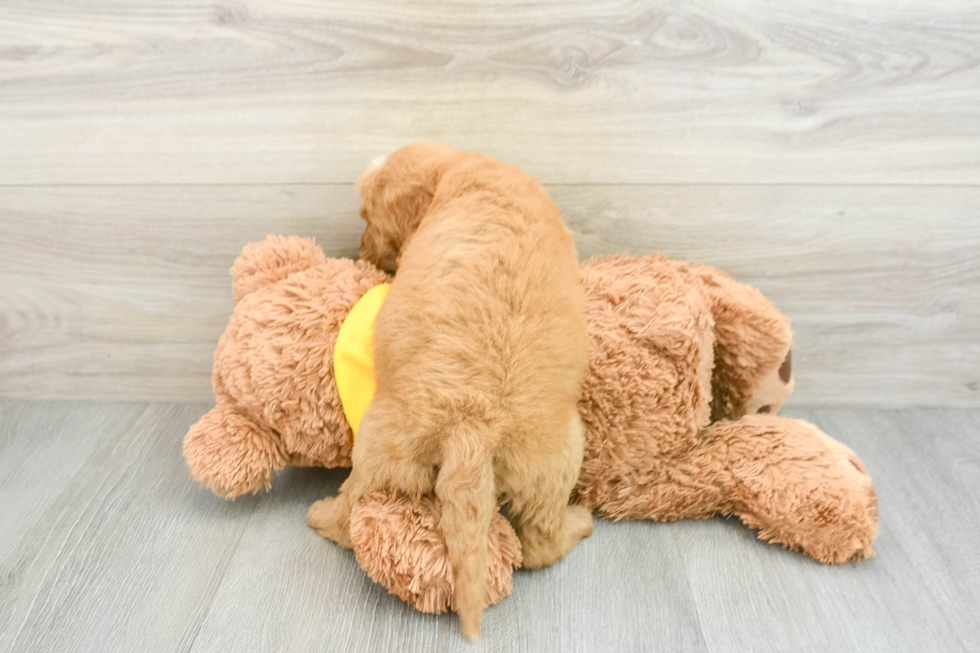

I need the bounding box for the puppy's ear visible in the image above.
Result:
[387,184,433,233]
[355,165,381,204]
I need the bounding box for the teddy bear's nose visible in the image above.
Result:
[779,349,792,383]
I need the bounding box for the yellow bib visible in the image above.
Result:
[333,283,389,438]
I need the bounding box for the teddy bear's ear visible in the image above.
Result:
[230,235,326,303]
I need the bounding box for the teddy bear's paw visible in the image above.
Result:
[730,417,879,564]
[804,435,878,563]
[768,484,878,564]
[349,491,521,614]
[307,496,354,549]
[183,406,287,498]
[748,450,878,563]
[801,447,879,564]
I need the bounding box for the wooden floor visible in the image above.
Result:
[0,400,976,652]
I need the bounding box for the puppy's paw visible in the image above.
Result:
[307,497,354,550]
[565,504,595,544]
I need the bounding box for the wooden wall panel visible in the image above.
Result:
[0,0,979,185]
[2,184,976,405]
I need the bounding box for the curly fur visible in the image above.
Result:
[313,144,592,641]
[350,491,522,614]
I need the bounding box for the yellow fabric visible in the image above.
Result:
[334,283,389,438]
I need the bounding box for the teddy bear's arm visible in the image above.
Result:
[703,414,878,563]
[183,402,287,498]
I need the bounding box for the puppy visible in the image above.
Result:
[308,143,593,640]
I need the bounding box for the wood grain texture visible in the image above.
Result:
[1,402,978,651]
[673,407,980,653]
[2,184,977,406]
[0,401,260,653]
[807,408,980,651]
[189,467,708,652]
[0,0,979,184]
[0,185,362,402]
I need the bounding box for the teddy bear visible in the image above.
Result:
[183,235,879,614]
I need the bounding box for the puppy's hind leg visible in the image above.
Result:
[309,398,434,549]
[308,485,355,549]
[505,416,593,569]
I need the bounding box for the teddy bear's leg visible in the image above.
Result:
[347,491,522,614]
[704,415,878,563]
[229,235,327,303]
[183,403,287,498]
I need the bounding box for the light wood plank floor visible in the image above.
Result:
[1,400,977,652]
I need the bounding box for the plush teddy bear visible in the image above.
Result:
[183,235,879,614]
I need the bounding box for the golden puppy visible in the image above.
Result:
[308,143,593,640]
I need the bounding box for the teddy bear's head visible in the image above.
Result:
[741,349,794,416]
[184,237,392,498]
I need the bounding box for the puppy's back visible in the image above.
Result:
[374,160,586,434]
[370,154,588,639]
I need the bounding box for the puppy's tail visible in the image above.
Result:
[436,431,496,642]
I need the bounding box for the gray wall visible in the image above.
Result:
[1,0,978,406]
